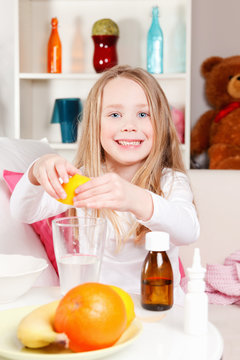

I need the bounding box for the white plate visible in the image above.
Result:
[0,305,142,360]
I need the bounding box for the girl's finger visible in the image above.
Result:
[54,158,78,183]
[73,189,118,208]
[46,168,67,200]
[55,163,69,184]
[66,163,80,177]
[74,197,117,210]
[74,182,110,200]
[74,175,110,194]
[37,170,61,200]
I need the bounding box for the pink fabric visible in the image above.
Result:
[3,169,66,274]
[181,249,240,305]
[179,257,185,278]
[171,106,185,144]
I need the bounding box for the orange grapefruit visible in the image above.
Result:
[54,283,127,352]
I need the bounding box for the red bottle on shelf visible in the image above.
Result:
[92,35,118,73]
[48,17,62,73]
[91,18,119,73]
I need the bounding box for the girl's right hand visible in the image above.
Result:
[28,154,79,200]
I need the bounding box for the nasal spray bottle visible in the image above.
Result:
[184,248,208,335]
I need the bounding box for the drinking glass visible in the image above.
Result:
[52,216,107,294]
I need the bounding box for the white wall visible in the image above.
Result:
[181,170,240,268]
[191,0,240,127]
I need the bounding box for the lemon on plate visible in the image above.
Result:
[58,174,90,205]
[110,285,136,328]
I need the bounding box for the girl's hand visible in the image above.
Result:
[73,172,153,221]
[28,154,79,200]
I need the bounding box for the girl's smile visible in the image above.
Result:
[114,139,144,147]
[100,77,153,176]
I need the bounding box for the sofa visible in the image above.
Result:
[0,137,239,358]
[0,137,59,286]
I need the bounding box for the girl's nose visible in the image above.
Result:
[121,120,137,132]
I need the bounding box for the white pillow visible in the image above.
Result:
[0,137,58,286]
[0,137,55,173]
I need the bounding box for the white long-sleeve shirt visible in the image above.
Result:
[10,168,199,304]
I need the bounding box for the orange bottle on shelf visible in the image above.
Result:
[47,17,62,73]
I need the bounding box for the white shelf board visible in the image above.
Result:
[19,73,101,80]
[28,0,177,3]
[50,142,78,150]
[20,72,186,81]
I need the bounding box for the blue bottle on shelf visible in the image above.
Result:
[147,6,163,74]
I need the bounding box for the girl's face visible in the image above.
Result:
[100,77,154,175]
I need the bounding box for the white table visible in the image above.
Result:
[0,287,223,360]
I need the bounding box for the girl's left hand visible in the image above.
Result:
[73,172,153,221]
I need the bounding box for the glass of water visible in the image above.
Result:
[52,216,107,295]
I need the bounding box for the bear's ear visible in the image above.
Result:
[201,56,223,78]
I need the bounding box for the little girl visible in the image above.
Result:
[10,65,199,304]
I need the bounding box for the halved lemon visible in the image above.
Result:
[58,174,90,205]
[110,285,136,328]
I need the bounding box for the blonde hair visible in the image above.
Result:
[70,65,186,247]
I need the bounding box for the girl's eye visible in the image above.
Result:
[110,113,120,118]
[138,112,148,118]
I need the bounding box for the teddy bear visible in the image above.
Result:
[191,55,240,169]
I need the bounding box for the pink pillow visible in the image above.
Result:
[3,169,66,274]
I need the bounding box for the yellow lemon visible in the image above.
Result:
[110,285,136,328]
[58,174,90,205]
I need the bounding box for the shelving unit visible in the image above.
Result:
[15,0,191,167]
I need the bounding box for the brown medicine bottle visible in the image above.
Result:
[48,17,62,73]
[141,231,173,311]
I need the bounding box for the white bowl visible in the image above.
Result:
[0,254,48,303]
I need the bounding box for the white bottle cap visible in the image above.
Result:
[145,231,170,251]
[187,248,206,292]
[187,248,206,280]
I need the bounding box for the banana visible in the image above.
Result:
[17,300,69,349]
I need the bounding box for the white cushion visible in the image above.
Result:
[0,137,58,286]
[0,137,55,173]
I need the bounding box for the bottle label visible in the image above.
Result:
[141,277,173,311]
